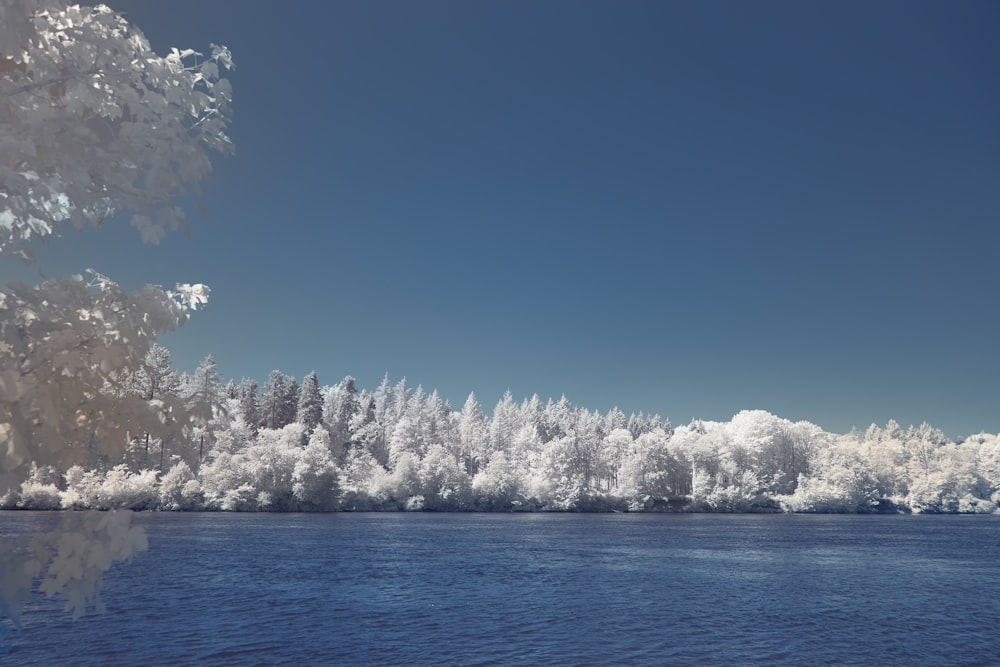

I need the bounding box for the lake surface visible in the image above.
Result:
[3,512,1000,666]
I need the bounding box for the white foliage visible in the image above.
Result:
[292,429,340,511]
[159,461,204,511]
[471,451,522,509]
[0,0,234,260]
[418,444,471,510]
[0,510,146,626]
[15,480,62,510]
[0,272,207,495]
[0,0,233,631]
[779,435,880,513]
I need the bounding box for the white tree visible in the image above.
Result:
[133,344,180,402]
[292,429,340,511]
[458,392,489,474]
[602,427,633,491]
[259,370,299,430]
[0,0,233,629]
[296,371,324,437]
[0,271,208,490]
[618,427,685,509]
[471,450,524,510]
[322,375,359,460]
[181,354,223,468]
[781,434,880,513]
[419,444,471,510]
[489,390,520,459]
[0,1,234,260]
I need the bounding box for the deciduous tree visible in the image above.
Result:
[0,0,233,629]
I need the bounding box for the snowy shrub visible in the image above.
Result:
[220,484,260,512]
[8,465,63,510]
[292,429,341,511]
[957,494,996,514]
[700,471,767,512]
[200,451,253,508]
[384,452,423,504]
[97,466,159,511]
[257,491,274,510]
[246,425,303,510]
[61,466,103,510]
[419,445,471,510]
[524,469,558,509]
[159,462,205,511]
[0,490,17,510]
[16,482,62,510]
[617,428,688,506]
[472,452,524,510]
[338,449,392,510]
[626,497,646,513]
[780,473,879,513]
[200,425,304,510]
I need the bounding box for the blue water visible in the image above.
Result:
[3,512,1000,666]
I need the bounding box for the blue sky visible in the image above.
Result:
[11,0,999,437]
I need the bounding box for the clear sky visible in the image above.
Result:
[11,0,999,438]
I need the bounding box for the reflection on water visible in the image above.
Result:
[2,512,999,666]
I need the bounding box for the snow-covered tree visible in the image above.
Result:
[292,429,340,511]
[348,392,385,466]
[619,427,687,509]
[187,355,222,407]
[540,395,574,442]
[180,354,224,468]
[605,407,628,432]
[1,272,208,491]
[125,343,181,469]
[424,390,456,454]
[602,427,634,491]
[238,378,260,437]
[296,371,323,438]
[471,451,524,510]
[322,375,360,460]
[388,385,428,466]
[0,0,233,629]
[458,392,489,474]
[134,344,180,402]
[781,434,880,513]
[419,444,472,510]
[0,0,234,260]
[158,461,204,511]
[490,390,519,458]
[259,370,299,430]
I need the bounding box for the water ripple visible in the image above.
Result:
[3,512,1000,666]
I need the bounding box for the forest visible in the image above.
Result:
[5,347,1000,515]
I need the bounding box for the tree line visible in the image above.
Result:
[6,347,1000,514]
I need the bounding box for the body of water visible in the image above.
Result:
[3,512,999,665]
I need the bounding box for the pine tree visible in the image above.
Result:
[184,354,222,468]
[239,378,260,436]
[296,371,323,438]
[490,390,519,458]
[606,407,628,432]
[139,344,179,401]
[131,343,180,467]
[260,370,299,430]
[190,355,221,405]
[321,376,361,460]
[459,393,489,474]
